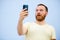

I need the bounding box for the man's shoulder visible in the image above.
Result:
[46,24,55,30]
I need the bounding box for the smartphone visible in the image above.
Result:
[23,5,28,11]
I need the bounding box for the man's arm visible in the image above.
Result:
[17,19,28,35]
[17,9,28,35]
[51,26,56,40]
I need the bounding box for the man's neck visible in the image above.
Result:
[35,20,46,25]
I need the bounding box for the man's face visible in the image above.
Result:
[35,5,47,21]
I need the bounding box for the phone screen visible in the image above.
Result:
[23,5,28,11]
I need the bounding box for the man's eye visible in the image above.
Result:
[36,10,38,11]
[40,9,43,11]
[36,9,43,11]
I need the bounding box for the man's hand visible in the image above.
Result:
[51,39,56,40]
[20,9,28,21]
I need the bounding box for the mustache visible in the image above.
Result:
[37,14,41,16]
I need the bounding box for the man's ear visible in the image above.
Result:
[46,11,48,16]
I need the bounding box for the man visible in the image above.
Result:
[17,4,56,40]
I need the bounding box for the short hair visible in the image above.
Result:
[37,4,48,12]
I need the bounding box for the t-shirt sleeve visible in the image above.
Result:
[51,27,56,39]
[23,22,30,35]
[23,22,30,28]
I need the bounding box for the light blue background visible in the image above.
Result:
[0,0,60,40]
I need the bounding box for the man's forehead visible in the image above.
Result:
[36,6,45,9]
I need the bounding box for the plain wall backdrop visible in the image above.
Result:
[0,0,60,40]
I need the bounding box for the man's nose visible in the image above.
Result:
[37,11,41,14]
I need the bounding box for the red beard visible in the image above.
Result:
[36,14,46,21]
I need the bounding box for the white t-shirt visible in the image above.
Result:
[23,22,56,40]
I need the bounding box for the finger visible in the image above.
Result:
[24,13,28,16]
[22,8,27,12]
[20,12,28,16]
[24,11,28,13]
